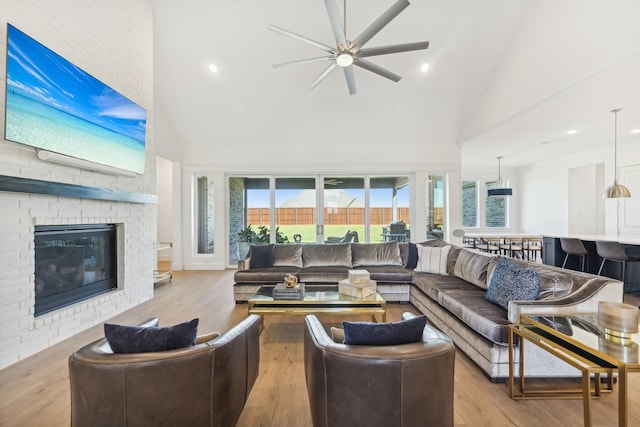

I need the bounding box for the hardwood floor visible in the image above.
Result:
[1,269,639,426]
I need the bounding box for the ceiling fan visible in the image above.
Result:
[269,0,429,95]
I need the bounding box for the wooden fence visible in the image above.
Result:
[247,207,417,225]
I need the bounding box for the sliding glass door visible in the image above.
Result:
[323,177,365,243]
[228,174,413,265]
[275,177,317,243]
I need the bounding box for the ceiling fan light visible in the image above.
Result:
[336,53,353,67]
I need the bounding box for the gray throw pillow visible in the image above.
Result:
[342,315,427,346]
[485,258,540,310]
[249,244,274,268]
[104,318,199,353]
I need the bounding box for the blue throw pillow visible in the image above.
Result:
[342,315,427,345]
[104,318,199,353]
[250,244,274,268]
[485,258,540,310]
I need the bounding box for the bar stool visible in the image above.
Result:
[560,238,591,271]
[595,240,640,283]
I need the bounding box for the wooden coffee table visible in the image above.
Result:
[248,285,386,328]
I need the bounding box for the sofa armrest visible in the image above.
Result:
[508,278,623,324]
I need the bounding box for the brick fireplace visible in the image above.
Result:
[0,0,154,370]
[0,177,157,369]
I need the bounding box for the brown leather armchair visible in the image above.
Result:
[69,315,260,427]
[304,313,455,427]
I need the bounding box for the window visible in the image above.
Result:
[462,180,477,227]
[370,177,410,242]
[427,175,444,239]
[485,180,507,227]
[196,175,214,254]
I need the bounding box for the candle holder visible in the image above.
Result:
[598,301,639,345]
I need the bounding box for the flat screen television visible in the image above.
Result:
[4,24,147,175]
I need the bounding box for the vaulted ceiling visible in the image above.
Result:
[151,0,640,170]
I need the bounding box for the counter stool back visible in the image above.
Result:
[560,238,590,271]
[595,240,640,284]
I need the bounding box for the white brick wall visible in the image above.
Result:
[0,0,155,369]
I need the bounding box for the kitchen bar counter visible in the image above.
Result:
[542,235,640,293]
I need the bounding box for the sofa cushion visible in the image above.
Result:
[342,315,427,345]
[104,318,199,353]
[352,242,402,267]
[302,243,352,267]
[453,249,494,289]
[415,245,450,275]
[438,289,510,344]
[487,257,573,301]
[412,272,477,301]
[485,258,540,310]
[273,244,303,268]
[234,266,301,283]
[354,265,412,283]
[249,244,274,268]
[298,266,350,283]
[399,242,418,269]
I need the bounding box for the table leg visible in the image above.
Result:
[582,371,592,427]
[519,335,525,392]
[508,327,515,398]
[618,365,627,427]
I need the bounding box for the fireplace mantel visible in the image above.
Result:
[0,175,158,204]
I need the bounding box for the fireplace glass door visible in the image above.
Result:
[34,224,117,316]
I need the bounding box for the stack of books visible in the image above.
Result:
[338,270,377,299]
[272,282,305,300]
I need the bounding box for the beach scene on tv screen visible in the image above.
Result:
[5,24,147,175]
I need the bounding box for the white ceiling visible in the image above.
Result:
[151,0,640,171]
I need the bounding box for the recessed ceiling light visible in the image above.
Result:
[566,129,577,135]
[208,64,218,73]
[420,63,430,72]
[631,129,640,134]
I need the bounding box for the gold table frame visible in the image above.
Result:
[248,285,386,329]
[509,313,639,427]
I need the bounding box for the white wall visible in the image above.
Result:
[568,164,604,234]
[518,135,640,236]
[0,0,154,369]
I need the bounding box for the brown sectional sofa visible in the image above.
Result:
[233,241,414,302]
[234,240,624,381]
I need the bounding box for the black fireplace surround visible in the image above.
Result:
[34,224,117,316]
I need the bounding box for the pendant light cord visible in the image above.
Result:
[613,108,620,181]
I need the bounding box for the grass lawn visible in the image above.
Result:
[276,224,389,243]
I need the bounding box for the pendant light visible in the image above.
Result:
[604,108,631,199]
[487,156,512,197]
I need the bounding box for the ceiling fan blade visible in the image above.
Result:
[351,0,410,49]
[324,0,347,47]
[353,58,401,82]
[268,25,336,54]
[273,56,334,68]
[343,66,357,95]
[358,41,429,58]
[308,62,338,90]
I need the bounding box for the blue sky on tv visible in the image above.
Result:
[6,24,147,144]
